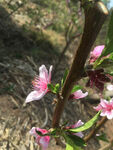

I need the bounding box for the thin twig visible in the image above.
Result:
[84,117,108,142]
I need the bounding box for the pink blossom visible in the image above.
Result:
[26,65,52,103]
[69,90,88,100]
[66,120,84,138]
[30,127,50,150]
[107,84,113,91]
[94,99,113,119]
[90,45,105,63]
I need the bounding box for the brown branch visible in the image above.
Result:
[84,117,108,142]
[52,1,108,129]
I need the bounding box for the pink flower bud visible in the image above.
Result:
[69,90,88,100]
[30,127,50,150]
[89,45,105,63]
[66,120,84,138]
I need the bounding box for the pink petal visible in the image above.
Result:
[70,120,84,138]
[29,127,37,137]
[100,110,107,117]
[39,65,48,80]
[72,90,88,99]
[48,65,53,82]
[30,127,50,150]
[94,104,102,111]
[106,111,113,119]
[100,99,109,108]
[107,84,113,91]
[38,128,48,134]
[90,45,104,63]
[74,132,84,138]
[72,120,84,128]
[25,90,47,103]
[40,136,50,150]
[91,45,104,57]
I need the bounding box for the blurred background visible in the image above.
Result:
[0,0,113,149]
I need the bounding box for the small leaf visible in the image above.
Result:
[63,134,85,150]
[94,53,113,69]
[71,85,82,94]
[61,69,69,87]
[66,143,73,150]
[48,84,54,91]
[54,83,60,93]
[68,112,100,133]
[96,133,109,143]
[47,83,59,94]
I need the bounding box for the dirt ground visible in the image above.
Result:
[0,3,113,150]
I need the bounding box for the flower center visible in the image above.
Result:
[107,105,113,111]
[32,77,48,92]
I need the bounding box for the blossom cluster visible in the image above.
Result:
[25,64,87,149]
[26,65,88,103]
[25,44,113,149]
[94,99,113,119]
[29,120,84,150]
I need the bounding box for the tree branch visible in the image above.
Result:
[84,117,108,142]
[52,1,108,129]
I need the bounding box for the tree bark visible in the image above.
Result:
[52,1,108,128]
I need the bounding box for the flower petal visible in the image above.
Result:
[30,127,50,150]
[48,65,53,82]
[106,111,113,119]
[69,120,84,138]
[40,136,50,150]
[90,45,104,63]
[90,45,104,58]
[100,99,108,108]
[107,84,113,91]
[39,65,48,80]
[29,127,40,138]
[25,90,47,103]
[71,120,84,128]
[72,90,88,99]
[74,132,84,138]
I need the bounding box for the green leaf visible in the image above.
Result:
[63,134,85,150]
[66,143,73,150]
[71,85,82,94]
[47,83,60,94]
[47,84,54,91]
[68,112,100,133]
[95,54,113,69]
[61,69,69,87]
[54,83,60,93]
[96,133,109,143]
[94,11,113,68]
